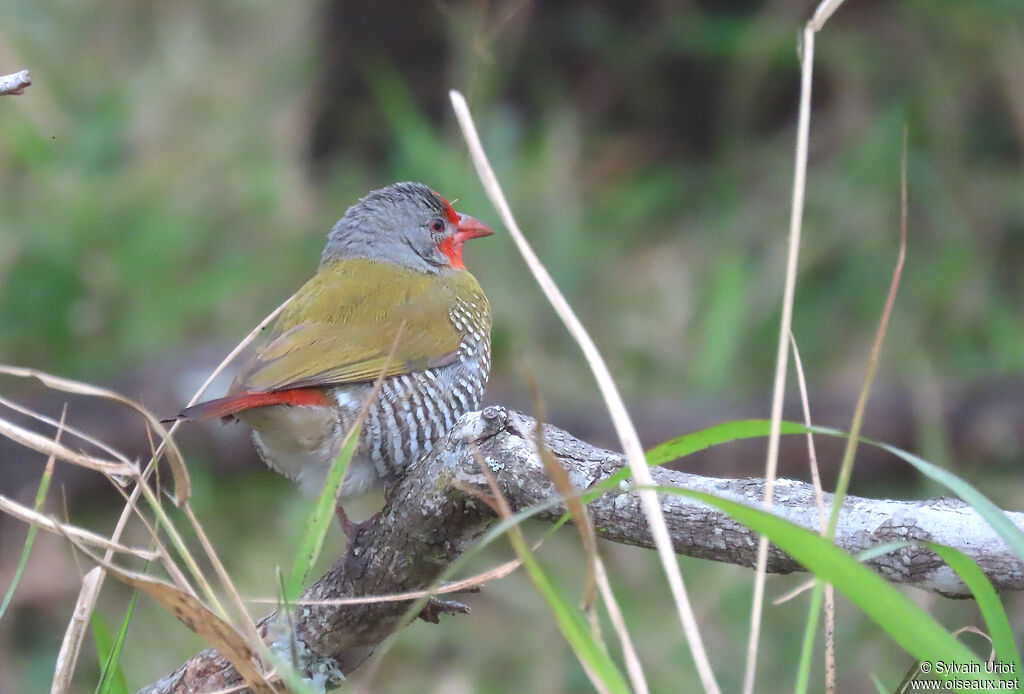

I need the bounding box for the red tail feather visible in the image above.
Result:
[173,388,330,422]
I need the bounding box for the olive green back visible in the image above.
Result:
[231,258,488,393]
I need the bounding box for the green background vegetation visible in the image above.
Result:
[1,1,1022,692]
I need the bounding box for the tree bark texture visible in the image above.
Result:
[139,406,1024,693]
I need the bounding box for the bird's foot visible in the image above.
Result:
[418,597,471,624]
[336,505,358,541]
[337,507,384,544]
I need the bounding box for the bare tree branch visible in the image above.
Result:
[0,70,32,96]
[138,407,1024,693]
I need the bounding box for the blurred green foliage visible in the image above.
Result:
[1,0,1023,692]
[1,1,1021,401]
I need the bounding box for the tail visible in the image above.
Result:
[163,388,331,424]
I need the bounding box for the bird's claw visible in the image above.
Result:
[418,598,471,623]
[336,505,357,540]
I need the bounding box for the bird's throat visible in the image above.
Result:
[438,236,465,269]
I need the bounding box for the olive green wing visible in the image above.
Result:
[231,259,469,393]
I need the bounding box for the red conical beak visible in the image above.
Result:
[453,213,494,243]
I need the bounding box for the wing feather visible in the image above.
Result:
[229,259,477,394]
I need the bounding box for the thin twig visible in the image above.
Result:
[450,89,721,694]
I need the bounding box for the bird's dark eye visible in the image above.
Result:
[430,218,446,233]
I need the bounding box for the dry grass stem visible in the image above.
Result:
[203,685,253,694]
[0,495,159,559]
[594,556,650,694]
[132,467,227,616]
[519,378,600,610]
[450,88,721,694]
[0,413,133,478]
[248,557,521,606]
[0,365,189,501]
[789,334,835,693]
[64,535,280,693]
[952,626,996,662]
[50,566,103,694]
[184,502,264,646]
[104,471,197,595]
[772,578,816,605]
[810,0,846,29]
[153,295,298,648]
[741,1,847,689]
[3,296,296,688]
[140,291,295,479]
[473,454,614,694]
[825,128,908,539]
[0,393,133,465]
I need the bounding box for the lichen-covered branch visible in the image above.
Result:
[0,69,32,95]
[139,407,1024,693]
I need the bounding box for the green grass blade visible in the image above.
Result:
[925,543,1020,678]
[643,419,1024,691]
[797,539,1019,691]
[649,485,985,677]
[91,611,131,694]
[646,419,806,466]
[861,435,1024,563]
[285,423,360,601]
[96,590,137,694]
[0,462,55,621]
[804,424,1024,563]
[794,580,823,694]
[502,521,630,694]
[796,547,925,693]
[645,420,1024,566]
[580,419,803,504]
[265,566,325,694]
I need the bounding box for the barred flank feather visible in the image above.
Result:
[361,294,491,481]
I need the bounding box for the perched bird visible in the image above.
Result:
[175,182,493,504]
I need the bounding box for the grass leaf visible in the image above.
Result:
[65,537,275,693]
[863,435,1024,563]
[516,545,630,694]
[285,423,360,601]
[925,543,1020,677]
[646,420,1024,569]
[474,464,631,694]
[92,607,132,694]
[582,419,806,504]
[649,484,987,678]
[0,455,55,621]
[646,419,807,466]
